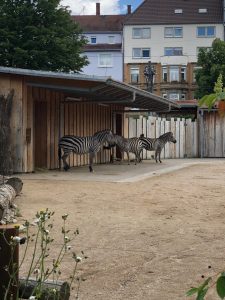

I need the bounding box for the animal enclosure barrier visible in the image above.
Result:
[124,114,198,160]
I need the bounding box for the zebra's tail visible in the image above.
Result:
[58,146,62,170]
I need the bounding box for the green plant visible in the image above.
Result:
[186,266,225,299]
[199,74,225,114]
[2,209,86,299]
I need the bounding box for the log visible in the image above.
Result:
[0,177,23,224]
[19,278,70,300]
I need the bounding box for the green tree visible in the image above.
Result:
[195,39,225,99]
[0,0,88,72]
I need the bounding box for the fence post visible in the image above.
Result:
[0,225,19,300]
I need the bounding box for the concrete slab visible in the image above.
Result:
[17,158,224,183]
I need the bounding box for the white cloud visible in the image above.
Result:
[61,0,120,15]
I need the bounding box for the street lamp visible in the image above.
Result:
[144,61,155,93]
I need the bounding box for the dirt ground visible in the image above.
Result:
[17,160,225,300]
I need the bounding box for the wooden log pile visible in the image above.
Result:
[0,177,23,224]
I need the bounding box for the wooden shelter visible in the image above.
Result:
[0,67,178,173]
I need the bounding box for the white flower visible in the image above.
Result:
[64,236,70,242]
[52,288,57,294]
[12,236,21,243]
[75,256,82,262]
[66,245,72,250]
[29,296,36,300]
[44,229,49,235]
[33,268,40,274]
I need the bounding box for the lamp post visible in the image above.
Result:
[144,61,155,93]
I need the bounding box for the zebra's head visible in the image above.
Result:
[165,132,177,143]
[94,129,113,143]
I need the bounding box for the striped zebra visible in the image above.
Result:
[58,129,113,172]
[104,134,144,165]
[140,132,177,163]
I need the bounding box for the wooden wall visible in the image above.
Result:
[199,110,225,157]
[125,114,199,159]
[28,87,121,171]
[0,74,24,173]
[0,74,122,172]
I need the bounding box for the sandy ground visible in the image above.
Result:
[16,159,225,300]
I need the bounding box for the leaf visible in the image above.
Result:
[217,92,225,100]
[216,276,225,299]
[186,287,199,296]
[199,93,217,108]
[196,288,209,300]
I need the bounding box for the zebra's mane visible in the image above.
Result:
[159,131,173,138]
[93,129,112,136]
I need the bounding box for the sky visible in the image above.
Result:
[60,0,143,15]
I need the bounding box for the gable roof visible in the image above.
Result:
[72,15,126,32]
[0,67,179,112]
[125,0,223,25]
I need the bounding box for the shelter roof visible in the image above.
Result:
[0,67,179,112]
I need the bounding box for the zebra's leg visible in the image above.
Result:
[62,152,70,171]
[126,152,130,165]
[159,150,162,163]
[89,152,95,172]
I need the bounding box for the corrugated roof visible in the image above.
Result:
[125,0,223,25]
[0,67,179,112]
[72,15,125,32]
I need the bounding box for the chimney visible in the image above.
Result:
[127,5,131,14]
[96,3,100,15]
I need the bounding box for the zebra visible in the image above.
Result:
[58,129,113,172]
[140,132,177,163]
[103,134,144,165]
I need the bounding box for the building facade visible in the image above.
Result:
[123,0,224,101]
[72,3,130,81]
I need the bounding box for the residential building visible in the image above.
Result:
[72,3,130,81]
[123,0,224,101]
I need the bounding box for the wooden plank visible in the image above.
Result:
[215,113,223,157]
[175,118,180,158]
[164,120,170,158]
[10,78,23,172]
[50,91,55,169]
[142,117,147,160]
[170,118,176,158]
[26,86,34,172]
[185,118,192,157]
[160,118,165,159]
[179,118,185,158]
[22,79,28,172]
[147,116,156,159]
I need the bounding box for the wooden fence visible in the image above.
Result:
[124,114,199,160]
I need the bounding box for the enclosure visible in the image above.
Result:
[0,66,176,173]
[16,158,225,300]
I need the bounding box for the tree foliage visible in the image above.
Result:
[195,39,225,99]
[0,0,88,72]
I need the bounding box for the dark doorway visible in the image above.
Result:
[34,101,47,168]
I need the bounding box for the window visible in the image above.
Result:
[132,48,150,58]
[174,9,183,14]
[197,47,212,55]
[169,93,179,100]
[162,67,168,82]
[130,67,139,83]
[108,36,115,44]
[98,54,112,67]
[169,66,179,81]
[165,27,183,38]
[164,47,183,56]
[90,36,97,44]
[181,67,186,81]
[132,27,151,39]
[197,26,215,37]
[198,8,207,13]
